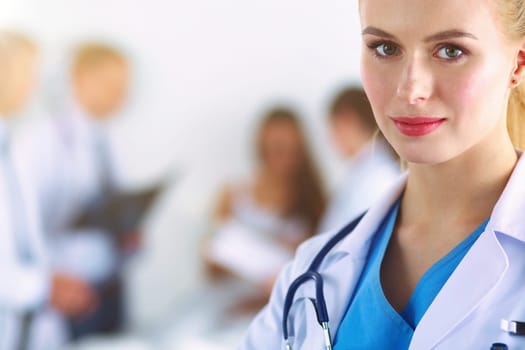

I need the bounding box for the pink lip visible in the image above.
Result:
[390,116,446,137]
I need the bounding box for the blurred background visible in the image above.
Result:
[0,1,386,349]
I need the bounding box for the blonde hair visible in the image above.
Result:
[508,86,525,148]
[498,0,525,149]
[72,42,126,74]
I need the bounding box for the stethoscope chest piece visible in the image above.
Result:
[491,343,508,350]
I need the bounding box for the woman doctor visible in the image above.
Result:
[242,0,525,348]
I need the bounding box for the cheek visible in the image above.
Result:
[441,63,508,127]
[443,73,480,120]
[10,73,33,103]
[361,60,391,124]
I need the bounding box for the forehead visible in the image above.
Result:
[99,58,128,73]
[359,0,501,39]
[265,120,297,133]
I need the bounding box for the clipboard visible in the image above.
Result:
[72,184,164,236]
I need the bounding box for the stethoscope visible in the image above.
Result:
[282,213,365,350]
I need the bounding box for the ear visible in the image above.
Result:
[510,41,525,87]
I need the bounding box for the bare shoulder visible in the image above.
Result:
[213,183,237,220]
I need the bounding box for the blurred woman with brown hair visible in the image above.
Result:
[208,107,326,296]
[161,107,326,349]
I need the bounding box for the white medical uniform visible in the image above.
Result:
[242,151,525,349]
[0,120,49,350]
[320,140,400,232]
[14,104,122,283]
[12,105,122,348]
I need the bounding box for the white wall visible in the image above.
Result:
[0,0,362,330]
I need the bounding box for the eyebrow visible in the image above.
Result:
[362,26,478,42]
[424,30,478,42]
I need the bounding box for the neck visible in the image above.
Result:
[79,104,102,119]
[402,133,517,227]
[74,94,103,120]
[343,131,373,160]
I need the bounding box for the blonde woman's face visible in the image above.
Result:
[360,0,519,164]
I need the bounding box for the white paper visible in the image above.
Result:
[208,220,293,284]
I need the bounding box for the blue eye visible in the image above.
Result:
[436,46,463,59]
[375,42,399,57]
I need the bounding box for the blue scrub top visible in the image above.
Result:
[333,200,488,349]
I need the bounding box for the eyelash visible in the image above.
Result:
[366,40,399,60]
[365,40,469,62]
[434,43,469,61]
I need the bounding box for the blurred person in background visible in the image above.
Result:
[13,42,133,347]
[0,31,50,350]
[163,108,326,349]
[208,107,326,303]
[319,86,400,232]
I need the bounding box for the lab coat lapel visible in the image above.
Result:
[324,257,368,337]
[299,174,408,347]
[409,229,508,349]
[410,151,525,349]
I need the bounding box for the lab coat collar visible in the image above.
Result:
[56,102,105,147]
[69,102,99,130]
[328,149,525,258]
[412,151,525,348]
[327,172,408,259]
[486,150,525,242]
[409,225,508,349]
[347,140,374,164]
[342,139,387,169]
[356,152,524,349]
[408,151,525,348]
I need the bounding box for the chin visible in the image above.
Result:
[403,155,446,165]
[392,141,455,166]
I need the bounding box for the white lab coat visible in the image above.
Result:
[12,106,122,349]
[14,105,121,229]
[0,121,49,350]
[320,140,400,232]
[242,151,525,349]
[13,105,121,283]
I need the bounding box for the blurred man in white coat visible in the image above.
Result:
[0,31,51,350]
[14,42,132,345]
[320,86,400,232]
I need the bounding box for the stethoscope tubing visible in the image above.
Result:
[281,212,366,349]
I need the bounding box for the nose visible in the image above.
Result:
[396,56,432,105]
